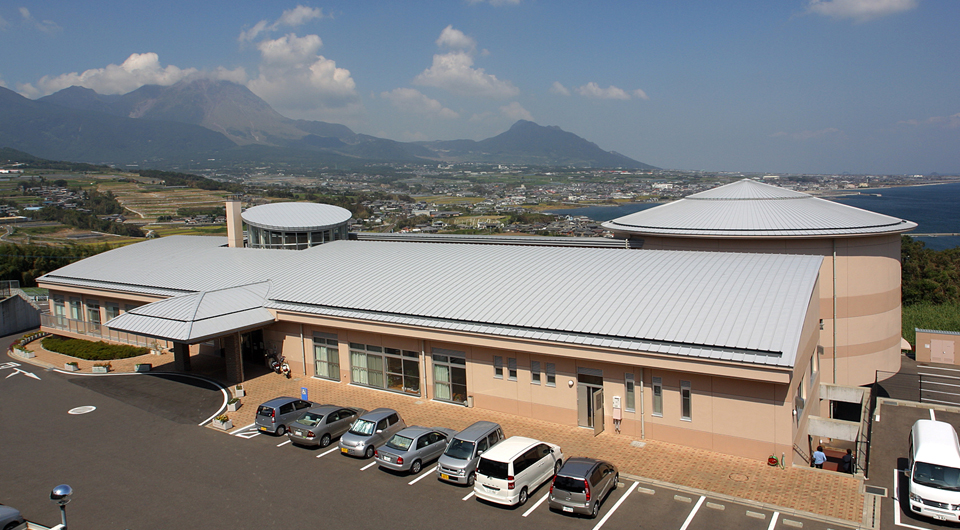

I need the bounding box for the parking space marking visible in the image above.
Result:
[462,491,475,501]
[316,446,340,458]
[408,465,438,485]
[592,480,638,530]
[361,461,378,471]
[678,495,705,530]
[277,440,291,447]
[521,491,550,517]
[893,469,929,530]
[231,423,261,439]
[930,408,936,421]
[767,512,779,530]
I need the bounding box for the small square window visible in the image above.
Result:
[508,358,517,381]
[494,356,503,379]
[546,363,556,387]
[531,361,541,385]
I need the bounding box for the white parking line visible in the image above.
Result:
[361,461,378,471]
[592,481,638,530]
[521,491,551,517]
[462,491,475,501]
[408,465,438,485]
[678,495,705,530]
[930,408,936,421]
[767,511,779,530]
[317,446,341,458]
[277,440,291,447]
[231,423,261,439]
[894,469,929,530]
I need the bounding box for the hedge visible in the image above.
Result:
[42,336,149,361]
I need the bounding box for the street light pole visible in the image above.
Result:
[50,484,73,530]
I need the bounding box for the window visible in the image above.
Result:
[795,375,806,421]
[493,356,503,378]
[52,295,65,325]
[811,349,820,380]
[531,361,541,385]
[314,334,340,381]
[69,298,81,320]
[508,358,517,381]
[349,343,420,395]
[85,300,101,330]
[433,350,467,404]
[652,377,663,417]
[104,303,120,322]
[625,373,636,412]
[385,348,420,394]
[546,363,556,387]
[680,380,692,421]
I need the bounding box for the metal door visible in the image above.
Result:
[592,387,604,435]
[578,384,590,428]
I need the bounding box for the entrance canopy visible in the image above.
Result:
[105,281,275,344]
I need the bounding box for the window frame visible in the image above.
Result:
[531,361,541,385]
[652,376,663,417]
[625,373,636,412]
[508,357,517,381]
[493,356,503,379]
[680,380,692,421]
[545,363,556,387]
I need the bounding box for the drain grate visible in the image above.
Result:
[865,485,888,496]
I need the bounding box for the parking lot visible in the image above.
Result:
[0,358,860,530]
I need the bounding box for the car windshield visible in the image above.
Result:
[444,438,476,460]
[297,412,324,427]
[553,476,586,493]
[477,457,509,480]
[913,461,960,490]
[386,435,413,451]
[349,419,376,436]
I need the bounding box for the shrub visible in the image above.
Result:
[42,336,149,360]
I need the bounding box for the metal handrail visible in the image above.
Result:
[40,313,153,347]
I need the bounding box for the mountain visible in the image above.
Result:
[14,81,656,169]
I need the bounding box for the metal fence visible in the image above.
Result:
[0,279,20,298]
[40,313,155,348]
[918,367,960,407]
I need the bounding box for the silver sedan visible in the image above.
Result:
[374,426,457,474]
[287,405,366,448]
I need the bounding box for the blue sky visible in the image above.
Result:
[1,0,957,175]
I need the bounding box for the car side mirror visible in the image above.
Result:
[376,429,383,434]
[477,450,483,455]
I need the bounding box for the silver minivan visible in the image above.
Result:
[437,421,504,486]
[339,408,406,459]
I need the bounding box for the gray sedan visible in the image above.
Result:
[374,426,457,474]
[287,405,366,448]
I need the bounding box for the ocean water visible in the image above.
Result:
[547,182,960,251]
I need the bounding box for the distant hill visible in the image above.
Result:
[10,80,657,169]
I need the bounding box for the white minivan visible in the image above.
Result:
[474,436,563,506]
[908,419,960,522]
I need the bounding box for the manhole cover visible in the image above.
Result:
[728,473,750,482]
[68,406,97,415]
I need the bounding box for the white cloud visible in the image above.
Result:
[239,5,327,42]
[805,0,918,22]
[16,52,244,97]
[436,25,476,51]
[247,33,360,113]
[770,127,843,140]
[898,113,960,129]
[576,82,649,100]
[550,82,570,96]
[415,51,518,98]
[381,88,459,119]
[500,101,533,121]
[19,7,60,35]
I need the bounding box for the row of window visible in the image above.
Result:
[492,356,556,386]
[52,296,129,327]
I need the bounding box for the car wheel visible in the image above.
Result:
[276,425,286,436]
[364,446,375,459]
[467,472,476,487]
[411,459,422,474]
[554,460,562,475]
[590,501,600,519]
[320,433,331,448]
[518,487,528,506]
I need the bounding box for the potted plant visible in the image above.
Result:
[212,414,233,430]
[64,361,79,371]
[15,344,35,358]
[234,384,245,398]
[227,397,241,412]
[92,362,111,374]
[135,363,152,372]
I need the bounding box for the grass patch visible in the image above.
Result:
[42,336,149,360]
[902,302,960,345]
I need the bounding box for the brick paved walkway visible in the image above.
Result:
[10,341,865,524]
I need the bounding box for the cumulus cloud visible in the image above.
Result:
[239,5,327,42]
[500,101,533,121]
[805,0,918,21]
[247,33,359,113]
[575,82,648,100]
[414,27,518,99]
[550,82,571,96]
[770,127,843,140]
[381,88,458,119]
[19,7,60,35]
[898,112,960,129]
[16,52,244,97]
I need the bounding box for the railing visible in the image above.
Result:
[0,280,20,298]
[40,313,154,348]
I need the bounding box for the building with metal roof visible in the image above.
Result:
[602,178,916,388]
[242,202,351,250]
[37,201,829,465]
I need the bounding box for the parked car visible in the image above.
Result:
[287,405,367,448]
[437,421,505,486]
[548,457,619,518]
[474,436,563,506]
[0,504,25,530]
[375,426,457,474]
[339,408,406,458]
[255,397,313,435]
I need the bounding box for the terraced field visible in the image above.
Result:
[98,180,229,221]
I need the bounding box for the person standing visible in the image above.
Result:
[842,448,854,473]
[813,446,827,469]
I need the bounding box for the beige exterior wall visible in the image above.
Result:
[916,331,960,365]
[630,233,903,387]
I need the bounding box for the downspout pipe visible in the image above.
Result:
[833,238,838,385]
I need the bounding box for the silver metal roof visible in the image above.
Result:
[40,235,822,367]
[241,202,352,231]
[601,179,917,238]
[354,232,638,248]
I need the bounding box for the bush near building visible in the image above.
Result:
[41,336,149,360]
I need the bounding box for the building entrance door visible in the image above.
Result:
[577,370,604,434]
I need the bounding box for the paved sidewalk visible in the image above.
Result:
[11,342,865,525]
